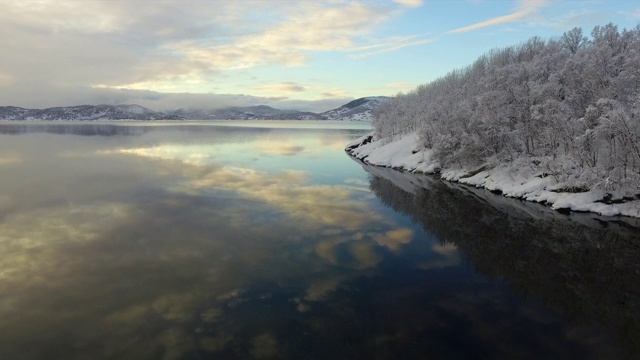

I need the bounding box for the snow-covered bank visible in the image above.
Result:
[346,132,640,219]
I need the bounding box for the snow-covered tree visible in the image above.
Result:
[372,23,640,193]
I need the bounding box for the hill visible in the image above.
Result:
[321,97,389,121]
[0,104,177,121]
[168,105,324,120]
[348,23,640,219]
[0,97,389,121]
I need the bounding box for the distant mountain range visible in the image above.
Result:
[169,105,325,121]
[0,96,389,121]
[0,104,175,121]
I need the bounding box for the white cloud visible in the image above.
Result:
[150,2,393,79]
[0,154,21,166]
[0,0,401,107]
[374,228,414,251]
[417,242,461,270]
[0,1,394,89]
[318,87,351,99]
[349,35,434,59]
[109,144,389,231]
[393,0,424,7]
[447,0,549,34]
[0,73,14,86]
[254,82,307,93]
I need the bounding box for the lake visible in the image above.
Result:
[0,121,638,360]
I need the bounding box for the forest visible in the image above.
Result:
[373,23,640,195]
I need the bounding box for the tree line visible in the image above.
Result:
[373,23,640,193]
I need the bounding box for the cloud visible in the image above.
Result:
[109,132,352,166]
[318,87,351,99]
[147,2,394,82]
[349,242,383,269]
[256,144,307,156]
[0,0,397,105]
[418,243,461,270]
[0,73,14,86]
[305,276,345,301]
[344,178,370,187]
[432,242,456,254]
[0,202,133,282]
[447,0,549,34]
[111,144,387,230]
[0,83,349,112]
[536,9,607,30]
[1,126,444,357]
[254,82,307,93]
[0,154,21,166]
[349,35,434,59]
[315,239,343,265]
[393,0,424,8]
[0,127,430,358]
[374,228,414,251]
[151,293,196,322]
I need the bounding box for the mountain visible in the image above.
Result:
[0,104,177,121]
[0,97,389,121]
[168,105,324,120]
[188,97,389,121]
[321,96,389,121]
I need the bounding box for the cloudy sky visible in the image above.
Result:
[1,0,639,112]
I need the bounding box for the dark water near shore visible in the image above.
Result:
[0,121,638,360]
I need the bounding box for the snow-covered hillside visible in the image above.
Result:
[347,132,640,219]
[171,97,388,120]
[350,24,640,219]
[321,97,388,121]
[0,104,177,120]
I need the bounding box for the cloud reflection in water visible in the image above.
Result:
[1,124,436,359]
[2,123,623,359]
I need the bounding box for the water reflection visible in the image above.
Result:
[0,122,150,136]
[0,122,638,359]
[362,163,640,358]
[0,123,404,359]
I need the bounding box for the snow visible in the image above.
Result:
[347,132,640,219]
[322,97,388,121]
[348,132,439,173]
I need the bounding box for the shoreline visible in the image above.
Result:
[346,132,640,220]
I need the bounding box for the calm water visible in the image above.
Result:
[0,121,638,360]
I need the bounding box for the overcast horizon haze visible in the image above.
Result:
[1,0,639,112]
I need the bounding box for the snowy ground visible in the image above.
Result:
[346,132,640,219]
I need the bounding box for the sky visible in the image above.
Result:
[1,0,639,112]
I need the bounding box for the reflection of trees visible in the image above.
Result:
[0,125,372,156]
[364,164,640,357]
[0,123,366,140]
[0,124,150,136]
